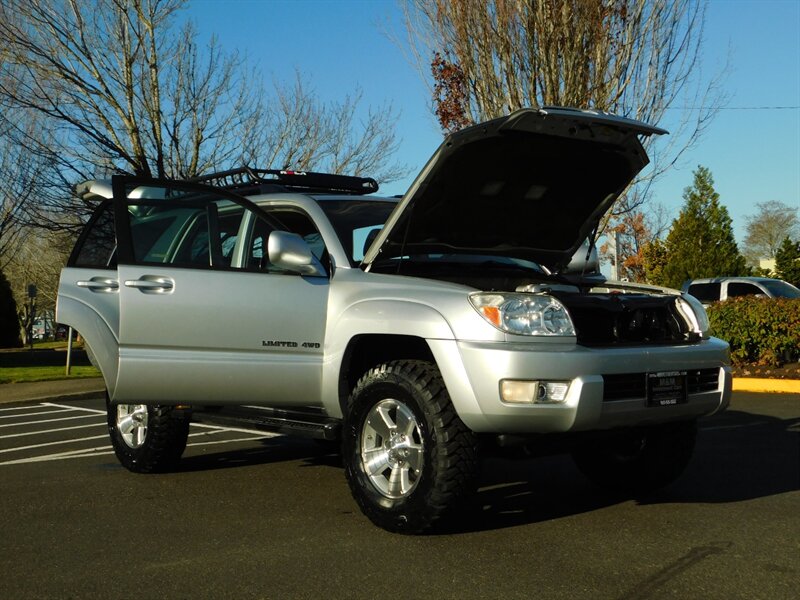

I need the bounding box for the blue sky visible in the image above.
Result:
[190,0,800,244]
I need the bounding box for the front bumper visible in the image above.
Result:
[429,337,732,434]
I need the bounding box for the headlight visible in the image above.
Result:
[470,293,576,336]
[676,294,710,338]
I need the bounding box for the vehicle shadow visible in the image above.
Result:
[172,408,799,534]
[436,409,800,534]
[175,436,342,473]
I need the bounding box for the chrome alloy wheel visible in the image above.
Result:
[360,398,424,499]
[116,404,149,449]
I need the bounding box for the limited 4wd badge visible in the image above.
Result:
[261,340,320,349]
[647,371,688,406]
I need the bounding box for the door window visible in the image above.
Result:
[245,208,328,274]
[126,203,246,269]
[687,283,720,303]
[727,282,763,298]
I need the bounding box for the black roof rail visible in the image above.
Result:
[188,167,379,196]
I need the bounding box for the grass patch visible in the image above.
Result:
[0,366,101,384]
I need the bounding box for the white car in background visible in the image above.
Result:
[682,276,800,305]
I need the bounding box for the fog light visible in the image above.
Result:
[500,380,537,403]
[500,380,570,404]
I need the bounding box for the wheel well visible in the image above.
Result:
[338,334,435,413]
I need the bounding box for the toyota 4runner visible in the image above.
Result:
[57,108,732,533]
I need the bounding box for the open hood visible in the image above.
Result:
[363,107,666,272]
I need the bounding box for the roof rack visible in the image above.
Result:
[189,167,379,196]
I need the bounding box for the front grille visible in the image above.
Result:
[687,368,720,393]
[603,367,720,401]
[603,373,646,401]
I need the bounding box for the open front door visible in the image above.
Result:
[110,176,329,406]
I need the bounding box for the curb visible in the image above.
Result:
[732,378,800,394]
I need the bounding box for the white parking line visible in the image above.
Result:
[1,434,275,465]
[0,446,116,465]
[0,414,101,429]
[0,405,56,412]
[0,401,283,465]
[42,402,105,414]
[0,422,106,439]
[0,408,77,419]
[0,433,109,454]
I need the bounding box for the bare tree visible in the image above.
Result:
[0,0,405,232]
[742,200,800,266]
[252,74,407,183]
[0,114,54,269]
[402,0,726,220]
[3,227,73,343]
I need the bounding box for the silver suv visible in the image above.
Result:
[57,108,731,533]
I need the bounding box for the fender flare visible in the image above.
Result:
[322,299,488,429]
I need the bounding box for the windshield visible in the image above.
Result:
[317,199,397,266]
[761,279,800,298]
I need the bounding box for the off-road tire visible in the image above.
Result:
[106,393,190,473]
[571,420,697,495]
[343,360,478,534]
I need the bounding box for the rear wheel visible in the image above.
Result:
[343,360,478,534]
[107,394,190,473]
[571,420,697,495]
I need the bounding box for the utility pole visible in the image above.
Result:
[609,231,620,280]
[27,284,37,350]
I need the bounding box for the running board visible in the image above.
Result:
[191,406,341,441]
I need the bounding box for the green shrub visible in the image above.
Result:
[707,297,800,366]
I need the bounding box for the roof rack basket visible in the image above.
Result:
[189,167,379,196]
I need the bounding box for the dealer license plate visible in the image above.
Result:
[647,371,687,407]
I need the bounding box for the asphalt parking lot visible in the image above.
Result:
[1,392,798,599]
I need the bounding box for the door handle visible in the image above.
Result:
[123,276,174,293]
[76,277,119,293]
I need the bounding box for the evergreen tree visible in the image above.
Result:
[0,269,22,348]
[642,238,669,286]
[661,166,749,289]
[775,237,800,287]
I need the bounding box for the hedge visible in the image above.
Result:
[707,297,800,366]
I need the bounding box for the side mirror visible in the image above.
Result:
[267,231,327,277]
[563,239,600,275]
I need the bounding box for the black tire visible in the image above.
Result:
[343,360,478,534]
[106,394,190,473]
[571,420,697,495]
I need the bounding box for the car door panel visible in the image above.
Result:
[57,267,121,394]
[113,265,327,405]
[110,177,328,407]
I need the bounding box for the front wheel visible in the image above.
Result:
[107,394,190,473]
[343,360,478,534]
[571,420,697,495]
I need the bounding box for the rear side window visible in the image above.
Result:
[687,283,720,302]
[727,282,763,298]
[69,201,116,269]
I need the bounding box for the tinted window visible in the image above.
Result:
[127,203,245,269]
[71,201,116,268]
[727,282,764,298]
[687,283,720,302]
[760,280,800,298]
